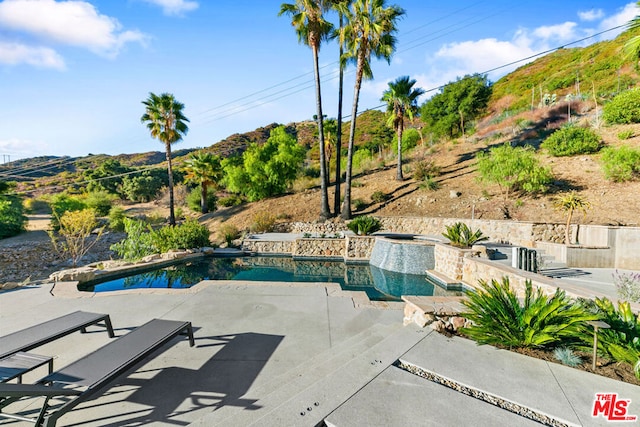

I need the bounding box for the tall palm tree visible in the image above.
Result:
[381,76,425,181]
[329,0,352,214]
[184,152,223,214]
[279,0,334,219]
[141,92,189,226]
[336,0,404,219]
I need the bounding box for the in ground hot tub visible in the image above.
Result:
[369,235,441,275]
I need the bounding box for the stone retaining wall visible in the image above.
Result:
[241,240,294,255]
[242,236,374,261]
[433,242,563,297]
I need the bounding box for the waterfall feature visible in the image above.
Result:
[369,237,437,275]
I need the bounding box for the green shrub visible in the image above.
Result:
[218,194,244,207]
[603,88,640,124]
[617,130,634,140]
[541,125,602,156]
[186,185,217,213]
[476,143,553,196]
[420,177,440,191]
[586,298,640,379]
[250,211,276,233]
[0,194,27,239]
[49,209,103,267]
[600,145,640,182]
[347,215,382,235]
[218,223,241,246]
[83,191,117,216]
[462,278,598,348]
[151,219,210,252]
[412,159,440,181]
[370,191,389,203]
[108,206,127,232]
[110,218,156,261]
[442,222,488,247]
[353,198,367,211]
[49,194,87,230]
[401,128,421,152]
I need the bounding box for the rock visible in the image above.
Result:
[49,267,96,282]
[1,282,20,290]
[450,316,467,331]
[431,319,447,333]
[141,254,161,263]
[160,251,189,260]
[201,247,215,255]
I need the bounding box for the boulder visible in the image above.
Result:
[49,267,96,282]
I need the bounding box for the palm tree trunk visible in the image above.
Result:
[334,11,344,215]
[313,44,331,220]
[166,143,176,226]
[341,55,365,220]
[565,210,574,245]
[201,181,208,214]
[396,120,403,181]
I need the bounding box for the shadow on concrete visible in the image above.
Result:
[64,332,284,426]
[539,268,592,279]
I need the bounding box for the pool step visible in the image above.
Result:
[190,322,426,426]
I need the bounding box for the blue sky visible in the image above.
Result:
[0,0,638,161]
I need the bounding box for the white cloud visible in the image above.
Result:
[0,0,148,58]
[141,0,199,16]
[599,2,639,37]
[0,138,49,159]
[0,41,65,69]
[532,22,578,43]
[578,9,604,22]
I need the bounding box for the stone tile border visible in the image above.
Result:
[395,359,574,427]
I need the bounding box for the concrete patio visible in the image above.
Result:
[0,278,638,426]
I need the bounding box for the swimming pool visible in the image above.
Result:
[78,256,463,301]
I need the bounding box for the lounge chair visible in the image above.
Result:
[0,318,195,426]
[0,311,115,359]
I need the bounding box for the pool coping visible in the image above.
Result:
[48,279,406,310]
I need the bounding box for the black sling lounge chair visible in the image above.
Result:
[0,318,195,427]
[0,311,115,360]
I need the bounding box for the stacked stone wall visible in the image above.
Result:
[293,239,345,258]
[241,240,294,255]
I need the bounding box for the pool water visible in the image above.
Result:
[78,256,463,301]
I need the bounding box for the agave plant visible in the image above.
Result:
[462,277,598,348]
[587,298,640,379]
[442,222,488,247]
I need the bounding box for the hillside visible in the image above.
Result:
[2,27,640,232]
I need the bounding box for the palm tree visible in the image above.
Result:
[329,0,352,214]
[184,152,223,214]
[336,0,404,219]
[279,0,334,219]
[553,191,591,245]
[381,76,424,181]
[141,92,189,226]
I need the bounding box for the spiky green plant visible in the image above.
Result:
[347,215,382,235]
[462,278,598,348]
[442,222,488,248]
[587,298,640,379]
[553,347,583,367]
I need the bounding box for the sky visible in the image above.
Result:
[0,0,638,162]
